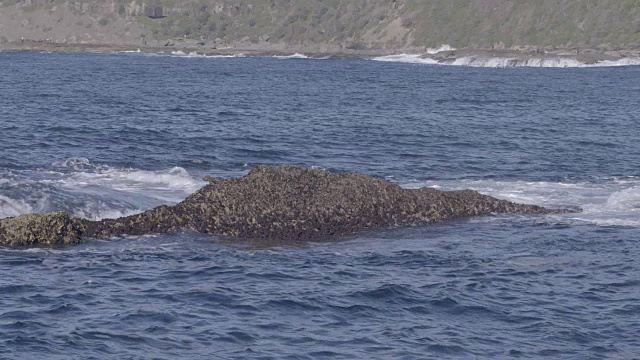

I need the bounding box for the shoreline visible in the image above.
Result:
[0,41,393,59]
[3,41,640,66]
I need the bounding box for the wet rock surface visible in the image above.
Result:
[1,166,573,246]
[0,212,84,246]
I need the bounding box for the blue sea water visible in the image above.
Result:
[1,52,640,359]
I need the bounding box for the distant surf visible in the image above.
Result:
[273,53,309,59]
[169,50,245,58]
[273,54,331,60]
[426,44,456,54]
[372,54,640,68]
[136,51,330,60]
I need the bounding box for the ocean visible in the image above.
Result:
[1,52,639,359]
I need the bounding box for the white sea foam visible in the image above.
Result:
[273,53,310,59]
[170,51,245,58]
[0,160,206,221]
[372,54,439,65]
[426,44,456,54]
[447,56,585,68]
[52,157,94,171]
[71,207,144,221]
[403,177,640,227]
[592,58,640,67]
[0,194,35,219]
[63,166,205,201]
[445,56,640,68]
[372,54,640,68]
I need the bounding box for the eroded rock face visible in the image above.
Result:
[0,166,571,246]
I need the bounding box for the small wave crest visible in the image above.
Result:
[52,157,99,171]
[350,283,420,304]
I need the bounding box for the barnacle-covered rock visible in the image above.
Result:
[0,166,574,246]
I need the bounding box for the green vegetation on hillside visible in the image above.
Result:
[5,0,640,48]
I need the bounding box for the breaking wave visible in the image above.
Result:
[372,54,640,68]
[371,54,439,65]
[445,56,640,68]
[0,158,205,221]
[273,54,331,60]
[273,53,309,59]
[426,44,456,54]
[161,51,331,60]
[170,51,245,58]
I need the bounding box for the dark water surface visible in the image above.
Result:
[1,52,640,359]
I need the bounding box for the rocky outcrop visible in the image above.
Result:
[0,212,84,246]
[0,166,573,247]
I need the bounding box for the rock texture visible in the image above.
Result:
[0,212,84,246]
[0,166,572,247]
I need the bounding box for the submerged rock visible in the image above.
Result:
[0,166,572,246]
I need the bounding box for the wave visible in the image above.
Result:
[51,157,95,171]
[169,51,245,58]
[273,54,332,60]
[447,56,586,68]
[273,53,309,59]
[0,158,206,221]
[403,177,640,227]
[372,54,439,65]
[372,54,640,68]
[445,56,640,68]
[117,51,329,60]
[0,194,35,219]
[426,44,456,54]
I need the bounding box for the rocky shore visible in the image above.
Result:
[0,166,575,247]
[3,40,640,68]
[0,40,406,58]
[2,0,639,66]
[423,47,640,67]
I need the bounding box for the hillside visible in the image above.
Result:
[1,0,640,52]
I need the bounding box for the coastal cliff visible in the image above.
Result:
[0,166,573,247]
